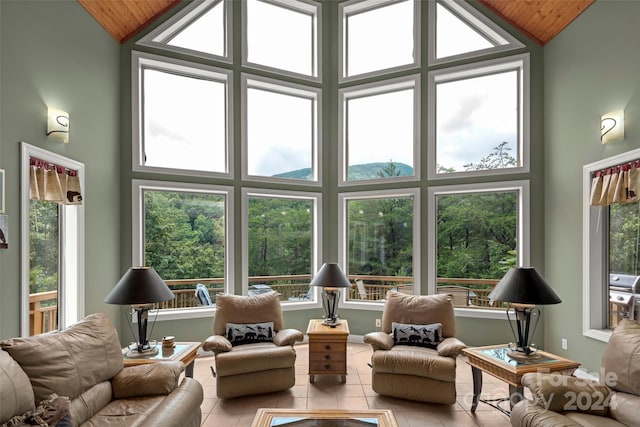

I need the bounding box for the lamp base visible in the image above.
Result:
[507,350,541,360]
[322,318,341,327]
[126,345,159,358]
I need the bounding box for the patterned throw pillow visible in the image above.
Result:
[225,322,275,345]
[391,322,443,348]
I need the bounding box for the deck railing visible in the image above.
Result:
[29,275,503,335]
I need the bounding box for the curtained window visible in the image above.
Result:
[29,157,83,205]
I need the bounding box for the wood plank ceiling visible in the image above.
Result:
[78,0,595,46]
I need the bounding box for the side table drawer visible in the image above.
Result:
[309,360,346,373]
[309,342,346,354]
[310,350,346,362]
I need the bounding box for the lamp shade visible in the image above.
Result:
[105,267,174,305]
[488,267,561,305]
[309,263,351,288]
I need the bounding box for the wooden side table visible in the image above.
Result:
[462,344,580,415]
[122,341,201,378]
[306,319,349,383]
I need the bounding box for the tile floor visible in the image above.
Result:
[193,342,514,426]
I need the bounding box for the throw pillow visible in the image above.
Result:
[225,322,274,345]
[391,322,443,348]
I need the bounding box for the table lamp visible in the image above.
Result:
[309,263,352,327]
[105,266,175,356]
[488,267,561,359]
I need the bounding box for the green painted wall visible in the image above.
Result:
[0,0,121,338]
[543,0,640,372]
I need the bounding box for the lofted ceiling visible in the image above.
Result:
[78,0,595,46]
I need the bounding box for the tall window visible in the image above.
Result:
[21,143,84,336]
[340,189,419,304]
[131,0,532,319]
[132,53,232,177]
[133,180,232,314]
[583,148,640,341]
[428,54,529,179]
[429,182,529,309]
[243,190,320,302]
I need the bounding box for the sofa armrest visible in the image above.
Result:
[202,335,232,353]
[511,400,584,427]
[363,332,394,351]
[111,361,184,399]
[137,377,204,427]
[521,372,611,416]
[273,329,304,346]
[437,337,466,357]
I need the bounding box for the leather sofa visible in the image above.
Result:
[511,319,640,427]
[0,313,203,427]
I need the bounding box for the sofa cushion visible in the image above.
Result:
[601,319,640,395]
[381,292,456,338]
[213,292,284,336]
[226,322,274,345]
[371,345,456,382]
[391,322,442,348]
[0,313,123,403]
[0,350,35,424]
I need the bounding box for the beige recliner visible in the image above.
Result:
[510,318,640,427]
[202,291,304,398]
[363,291,466,404]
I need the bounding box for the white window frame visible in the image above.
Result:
[136,0,232,63]
[427,0,524,66]
[241,73,322,185]
[427,53,530,180]
[338,0,421,83]
[428,180,530,319]
[132,179,234,321]
[242,0,322,82]
[338,74,420,186]
[339,188,421,310]
[581,149,640,343]
[241,188,322,311]
[20,142,85,336]
[131,51,234,179]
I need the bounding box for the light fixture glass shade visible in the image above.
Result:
[105,267,174,356]
[601,109,624,144]
[47,108,70,143]
[488,267,561,358]
[310,263,351,326]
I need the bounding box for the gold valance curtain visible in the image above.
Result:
[590,160,640,206]
[29,157,83,205]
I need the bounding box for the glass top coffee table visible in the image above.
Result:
[251,409,398,427]
[122,341,201,378]
[462,344,580,415]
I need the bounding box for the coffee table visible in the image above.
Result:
[122,341,201,378]
[251,409,398,427]
[462,344,580,415]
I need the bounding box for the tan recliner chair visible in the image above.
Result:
[511,319,640,427]
[202,291,303,398]
[363,291,466,404]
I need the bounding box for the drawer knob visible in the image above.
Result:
[324,354,331,360]
[325,345,331,351]
[324,364,331,370]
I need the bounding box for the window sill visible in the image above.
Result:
[583,328,612,343]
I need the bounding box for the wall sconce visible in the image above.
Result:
[47,108,70,143]
[601,109,624,144]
